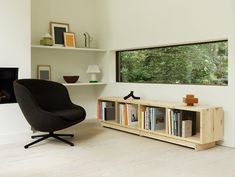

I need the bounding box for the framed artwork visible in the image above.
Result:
[37,65,51,80]
[64,32,76,48]
[50,22,70,46]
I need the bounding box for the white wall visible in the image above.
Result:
[31,0,97,47]
[31,0,100,118]
[95,0,235,147]
[0,0,31,134]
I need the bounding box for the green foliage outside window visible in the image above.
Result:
[117,40,228,85]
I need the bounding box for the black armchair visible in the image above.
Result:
[14,79,86,148]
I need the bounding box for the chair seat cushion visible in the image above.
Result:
[52,108,85,122]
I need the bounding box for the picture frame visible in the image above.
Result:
[63,32,76,48]
[37,65,51,80]
[50,22,70,46]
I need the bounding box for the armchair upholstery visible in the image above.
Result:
[14,79,86,148]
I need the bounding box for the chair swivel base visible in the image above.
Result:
[24,132,74,149]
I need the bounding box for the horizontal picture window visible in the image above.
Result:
[116,40,228,86]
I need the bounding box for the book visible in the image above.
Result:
[171,110,174,135]
[168,110,183,136]
[127,104,138,126]
[104,106,115,120]
[97,101,101,120]
[167,109,172,134]
[145,107,150,130]
[182,120,192,138]
[173,111,177,136]
[152,107,165,131]
[177,111,182,137]
[141,108,145,129]
[139,107,146,129]
[100,101,106,121]
[119,104,125,125]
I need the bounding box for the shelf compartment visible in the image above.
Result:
[166,109,200,140]
[139,105,166,133]
[117,103,139,127]
[97,100,116,122]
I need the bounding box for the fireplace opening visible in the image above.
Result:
[0,68,18,104]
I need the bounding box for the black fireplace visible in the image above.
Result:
[0,68,18,104]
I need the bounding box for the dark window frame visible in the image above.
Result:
[116,40,228,86]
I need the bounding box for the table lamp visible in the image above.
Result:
[86,65,100,83]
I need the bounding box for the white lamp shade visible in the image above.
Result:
[42,33,52,38]
[86,65,100,73]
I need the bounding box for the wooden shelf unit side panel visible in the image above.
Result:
[137,104,141,129]
[213,107,224,141]
[97,100,101,121]
[196,112,201,133]
[200,109,214,144]
[166,108,175,136]
[139,105,146,130]
[165,108,170,135]
[114,101,118,123]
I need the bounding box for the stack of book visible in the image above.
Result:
[98,101,115,121]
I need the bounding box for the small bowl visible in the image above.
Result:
[63,76,79,83]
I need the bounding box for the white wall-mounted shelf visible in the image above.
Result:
[63,82,107,86]
[31,45,108,52]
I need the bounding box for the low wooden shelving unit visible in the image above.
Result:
[97,96,224,151]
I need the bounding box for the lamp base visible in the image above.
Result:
[89,80,98,83]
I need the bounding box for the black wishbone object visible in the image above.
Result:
[123,91,140,100]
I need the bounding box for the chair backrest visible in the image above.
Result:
[14,79,85,132]
[14,79,72,111]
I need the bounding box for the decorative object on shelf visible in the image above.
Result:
[83,32,92,48]
[86,65,100,83]
[40,33,53,46]
[124,91,140,100]
[50,22,70,46]
[63,32,76,48]
[182,120,192,138]
[63,76,79,83]
[183,94,198,106]
[37,65,51,80]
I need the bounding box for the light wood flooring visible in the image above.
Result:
[0,119,235,177]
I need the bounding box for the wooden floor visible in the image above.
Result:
[0,119,235,177]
